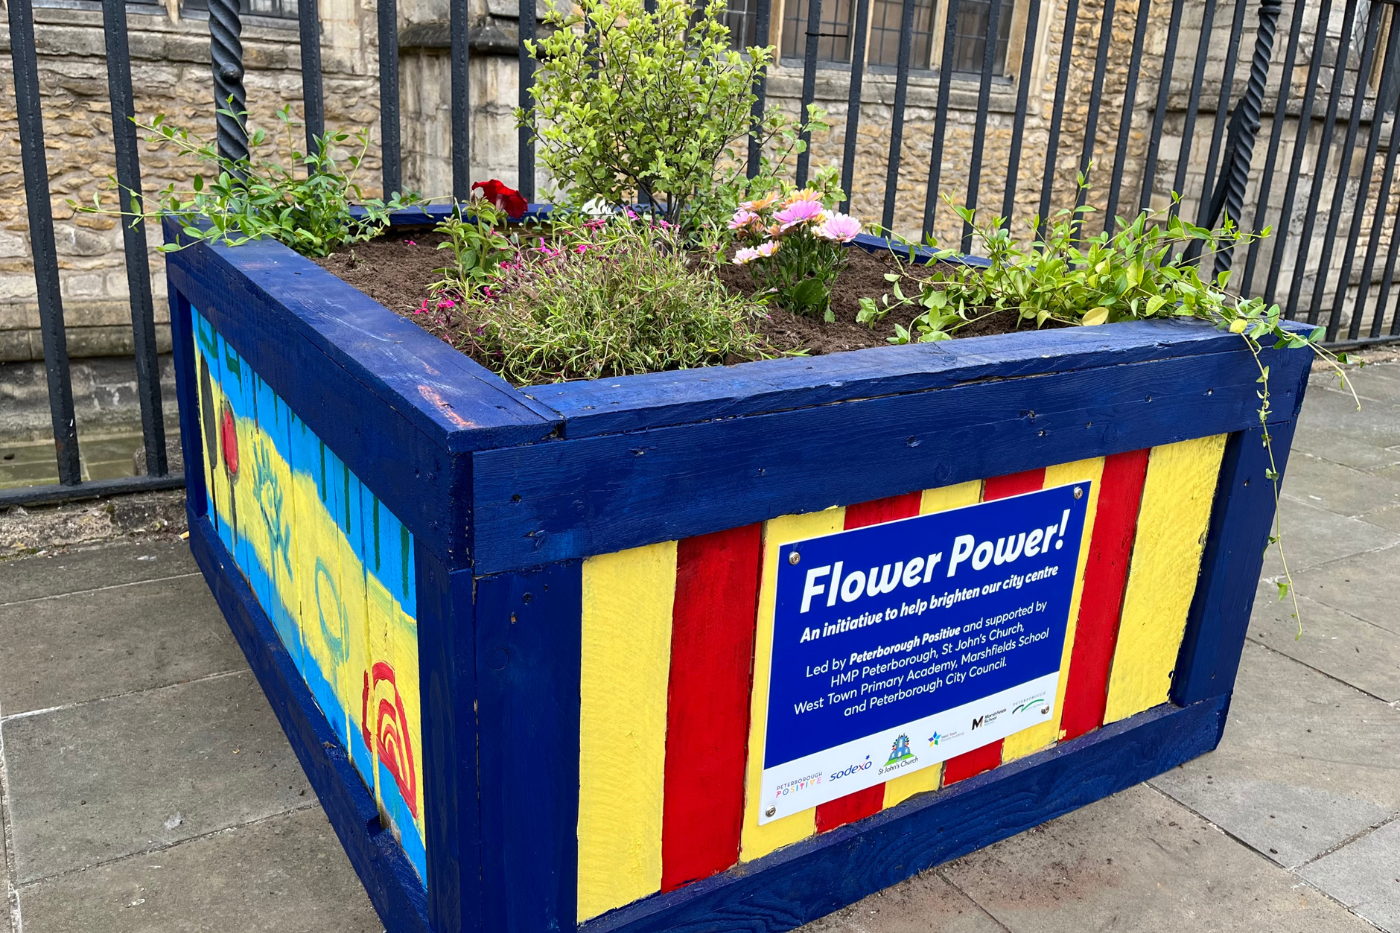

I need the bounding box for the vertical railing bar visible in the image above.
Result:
[1286,0,1359,320]
[1001,0,1042,224]
[1072,0,1117,241]
[963,0,1004,251]
[1265,0,1336,303]
[1138,0,1186,212]
[920,0,960,239]
[299,0,325,153]
[1380,152,1400,333]
[379,0,402,197]
[1208,0,1283,279]
[1196,0,1250,220]
[1242,0,1306,294]
[209,0,249,163]
[1169,0,1219,215]
[9,0,81,486]
[519,0,537,202]
[1318,4,1380,337]
[795,0,825,187]
[1342,17,1394,338]
[1362,12,1400,336]
[839,0,871,212]
[748,0,773,179]
[880,0,917,232]
[1103,0,1152,232]
[451,0,471,203]
[1037,0,1082,240]
[103,0,166,477]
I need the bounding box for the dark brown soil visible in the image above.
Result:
[315,227,1055,379]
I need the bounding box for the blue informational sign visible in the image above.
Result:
[758,481,1091,822]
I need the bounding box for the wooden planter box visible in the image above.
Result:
[164,221,1312,933]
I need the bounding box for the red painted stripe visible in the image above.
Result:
[941,468,1045,786]
[941,740,1004,785]
[813,492,924,833]
[1058,448,1151,742]
[661,523,763,892]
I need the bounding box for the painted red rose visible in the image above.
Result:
[471,179,528,219]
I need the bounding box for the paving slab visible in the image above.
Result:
[0,539,196,605]
[3,671,310,884]
[0,572,246,716]
[1290,545,1400,636]
[14,806,383,933]
[1249,588,1400,702]
[800,870,1002,933]
[1300,818,1400,933]
[1289,408,1400,473]
[1295,386,1400,451]
[940,783,1372,933]
[1261,496,1400,578]
[1149,642,1400,869]
[1280,452,1400,517]
[1359,504,1400,534]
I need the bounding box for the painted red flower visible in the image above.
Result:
[219,402,239,480]
[471,179,528,219]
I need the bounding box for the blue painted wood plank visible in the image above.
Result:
[415,545,481,933]
[476,562,583,933]
[528,320,1311,442]
[186,511,430,933]
[471,347,1314,574]
[1172,419,1303,705]
[167,289,208,518]
[579,695,1227,933]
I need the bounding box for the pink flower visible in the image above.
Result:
[576,243,590,254]
[733,247,761,265]
[774,199,825,230]
[406,239,417,246]
[729,209,760,230]
[437,298,457,309]
[817,212,862,243]
[756,240,780,258]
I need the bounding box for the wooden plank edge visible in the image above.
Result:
[579,694,1228,933]
[533,326,1312,441]
[186,511,432,933]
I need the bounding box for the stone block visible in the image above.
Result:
[1300,819,1400,933]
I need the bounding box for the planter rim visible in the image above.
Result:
[164,213,1306,449]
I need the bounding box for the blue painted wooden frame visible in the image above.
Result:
[164,225,1313,933]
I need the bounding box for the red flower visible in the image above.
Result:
[471,179,528,219]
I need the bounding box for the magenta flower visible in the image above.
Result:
[774,199,825,230]
[817,212,862,243]
[406,239,417,246]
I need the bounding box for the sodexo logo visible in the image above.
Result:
[830,756,874,781]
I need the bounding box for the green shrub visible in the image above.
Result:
[438,217,771,384]
[523,0,817,232]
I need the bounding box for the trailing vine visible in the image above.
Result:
[861,180,1361,632]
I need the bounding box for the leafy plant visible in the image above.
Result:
[730,183,865,317]
[428,215,772,384]
[522,0,823,232]
[78,106,421,258]
[862,180,1358,633]
[429,200,518,296]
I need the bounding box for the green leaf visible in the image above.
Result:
[1082,306,1111,326]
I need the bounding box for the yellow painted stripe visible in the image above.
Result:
[740,508,846,861]
[1104,435,1226,723]
[192,335,217,517]
[1002,458,1105,760]
[882,480,983,808]
[577,541,678,921]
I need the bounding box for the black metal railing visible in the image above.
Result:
[5,0,1400,503]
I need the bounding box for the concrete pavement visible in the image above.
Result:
[2,362,1398,932]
